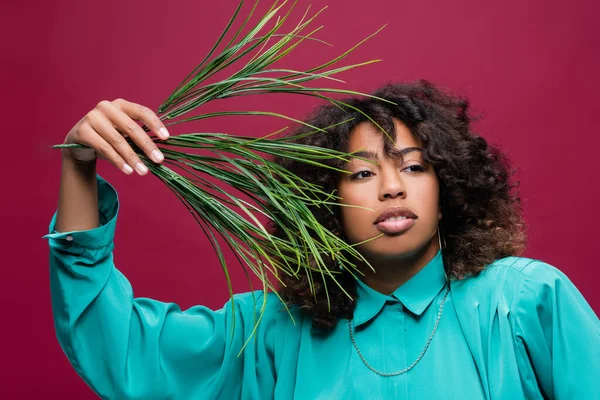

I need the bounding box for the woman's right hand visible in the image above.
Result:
[62,98,170,176]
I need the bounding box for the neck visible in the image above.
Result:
[357,238,440,295]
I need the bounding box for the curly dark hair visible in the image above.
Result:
[270,80,527,329]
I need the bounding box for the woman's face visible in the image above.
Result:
[337,119,441,261]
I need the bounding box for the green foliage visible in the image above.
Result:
[55,0,388,349]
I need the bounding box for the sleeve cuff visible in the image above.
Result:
[42,174,120,251]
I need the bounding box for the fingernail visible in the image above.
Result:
[136,162,148,175]
[159,127,170,138]
[151,149,164,163]
[123,164,134,174]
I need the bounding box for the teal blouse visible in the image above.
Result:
[44,175,600,399]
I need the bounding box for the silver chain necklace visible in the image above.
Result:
[348,282,451,377]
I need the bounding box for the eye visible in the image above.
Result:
[402,165,425,173]
[350,170,373,180]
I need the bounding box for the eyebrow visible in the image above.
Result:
[350,147,423,162]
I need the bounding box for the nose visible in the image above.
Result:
[378,167,406,201]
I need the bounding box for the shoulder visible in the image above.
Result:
[455,255,567,290]
[490,255,565,280]
[228,291,304,358]
[227,290,302,327]
[450,255,576,311]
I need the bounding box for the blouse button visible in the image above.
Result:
[66,235,74,242]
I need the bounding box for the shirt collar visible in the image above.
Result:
[353,249,447,327]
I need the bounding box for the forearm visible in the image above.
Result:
[54,154,99,233]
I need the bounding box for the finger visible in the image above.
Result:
[86,109,149,175]
[113,98,170,140]
[96,101,165,166]
[78,122,134,175]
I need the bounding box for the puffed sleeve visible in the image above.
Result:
[43,175,280,400]
[513,260,600,399]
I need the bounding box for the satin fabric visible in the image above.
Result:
[44,175,600,399]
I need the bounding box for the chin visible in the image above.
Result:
[356,236,428,260]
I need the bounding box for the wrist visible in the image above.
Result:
[62,151,97,170]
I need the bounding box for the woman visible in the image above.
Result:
[44,81,599,399]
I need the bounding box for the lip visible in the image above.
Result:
[373,206,418,224]
[373,206,418,235]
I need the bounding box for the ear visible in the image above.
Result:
[438,210,442,221]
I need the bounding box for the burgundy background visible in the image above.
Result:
[2,0,598,397]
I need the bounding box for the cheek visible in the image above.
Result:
[339,207,373,243]
[418,181,440,220]
[337,183,376,240]
[338,182,368,207]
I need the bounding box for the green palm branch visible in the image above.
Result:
[54,0,389,348]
